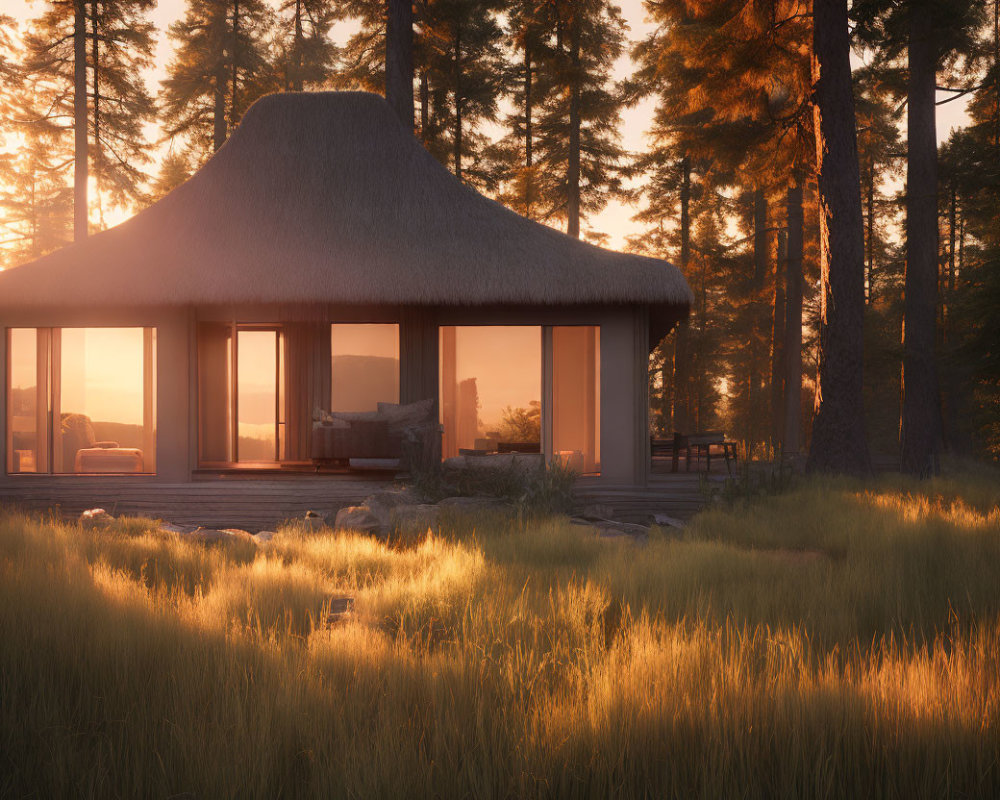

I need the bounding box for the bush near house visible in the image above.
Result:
[1,467,999,798]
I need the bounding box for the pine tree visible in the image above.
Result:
[632,0,813,453]
[853,0,988,475]
[162,0,276,158]
[275,0,339,92]
[22,0,156,236]
[494,0,558,218]
[419,0,507,187]
[0,32,73,266]
[806,0,871,475]
[535,0,628,238]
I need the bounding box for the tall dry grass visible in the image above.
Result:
[1,468,999,798]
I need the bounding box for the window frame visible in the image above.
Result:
[5,326,157,476]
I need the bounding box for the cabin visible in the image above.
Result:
[0,92,693,527]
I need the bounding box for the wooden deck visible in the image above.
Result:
[0,471,728,531]
[574,473,728,522]
[0,474,394,530]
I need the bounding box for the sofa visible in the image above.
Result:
[311,399,439,471]
[62,413,145,473]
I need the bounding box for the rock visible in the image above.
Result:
[652,514,686,530]
[79,508,113,529]
[188,528,242,545]
[389,503,440,534]
[160,522,198,534]
[220,528,255,541]
[365,487,421,513]
[333,505,382,535]
[581,504,615,521]
[255,530,277,543]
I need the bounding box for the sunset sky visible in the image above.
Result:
[0,0,972,247]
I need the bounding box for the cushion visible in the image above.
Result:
[376,399,436,430]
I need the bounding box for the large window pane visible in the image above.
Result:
[440,326,541,458]
[552,326,601,475]
[54,328,155,474]
[237,330,280,462]
[331,324,399,412]
[7,328,48,473]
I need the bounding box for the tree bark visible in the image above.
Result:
[783,184,804,454]
[73,0,88,241]
[291,0,304,91]
[386,0,414,130]
[91,0,101,227]
[213,63,227,151]
[673,156,692,434]
[865,166,875,303]
[419,70,429,141]
[900,9,942,476]
[230,0,240,131]
[452,27,462,180]
[770,228,787,452]
[753,188,768,287]
[806,0,871,475]
[566,8,581,239]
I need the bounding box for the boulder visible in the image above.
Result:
[160,522,198,534]
[188,528,244,545]
[255,530,277,543]
[333,505,382,535]
[389,503,440,534]
[365,487,421,513]
[79,508,113,530]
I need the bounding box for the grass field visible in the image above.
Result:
[2,468,999,798]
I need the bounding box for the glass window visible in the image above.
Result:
[552,326,601,475]
[7,329,48,474]
[331,324,399,412]
[439,326,542,458]
[237,329,282,462]
[7,327,156,475]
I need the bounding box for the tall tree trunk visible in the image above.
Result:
[419,70,429,141]
[783,184,804,454]
[73,0,88,241]
[386,0,414,130]
[452,27,462,181]
[900,9,942,476]
[291,0,304,91]
[770,228,787,453]
[523,44,533,217]
[673,156,692,434]
[213,62,227,151]
[866,166,875,303]
[230,0,240,131]
[753,188,768,287]
[91,0,101,228]
[566,9,581,239]
[994,0,999,147]
[806,0,871,475]
[524,45,533,170]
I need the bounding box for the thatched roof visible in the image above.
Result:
[0,92,691,315]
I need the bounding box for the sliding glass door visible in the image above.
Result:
[197,324,285,465]
[438,325,600,474]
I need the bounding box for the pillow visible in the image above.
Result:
[377,399,435,428]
